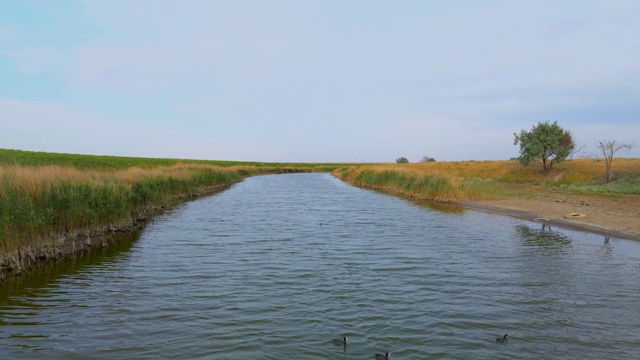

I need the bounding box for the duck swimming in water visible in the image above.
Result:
[375,352,390,359]
[496,334,508,343]
[331,336,347,345]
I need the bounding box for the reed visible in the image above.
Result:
[0,164,248,258]
[350,169,471,202]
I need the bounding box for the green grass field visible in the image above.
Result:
[0,148,359,171]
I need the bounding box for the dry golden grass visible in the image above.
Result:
[0,163,252,259]
[359,158,640,183]
[0,163,256,194]
[337,158,640,202]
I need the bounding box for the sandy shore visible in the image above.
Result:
[464,193,640,241]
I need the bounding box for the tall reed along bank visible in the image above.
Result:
[0,149,354,280]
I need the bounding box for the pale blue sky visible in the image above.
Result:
[2,1,639,162]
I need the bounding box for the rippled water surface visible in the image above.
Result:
[2,173,640,359]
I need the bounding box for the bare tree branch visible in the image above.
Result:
[592,140,635,183]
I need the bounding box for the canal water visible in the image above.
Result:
[1,173,639,359]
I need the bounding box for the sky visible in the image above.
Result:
[1,0,639,162]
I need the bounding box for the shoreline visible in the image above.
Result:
[344,179,640,241]
[461,196,640,241]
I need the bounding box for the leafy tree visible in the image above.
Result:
[396,157,409,164]
[593,139,635,183]
[420,155,436,162]
[513,121,575,173]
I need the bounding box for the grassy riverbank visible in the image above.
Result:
[0,149,359,278]
[3,148,638,278]
[335,158,640,202]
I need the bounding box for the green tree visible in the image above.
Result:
[513,121,575,173]
[420,155,436,162]
[396,157,409,164]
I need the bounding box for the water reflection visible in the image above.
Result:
[600,236,614,259]
[515,223,573,257]
[0,230,140,305]
[362,187,465,215]
[417,200,465,215]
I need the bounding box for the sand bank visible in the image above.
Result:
[464,193,640,241]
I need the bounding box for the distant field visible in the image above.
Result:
[0,148,360,171]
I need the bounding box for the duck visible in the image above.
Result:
[604,236,610,244]
[375,352,390,359]
[496,334,508,343]
[331,336,347,345]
